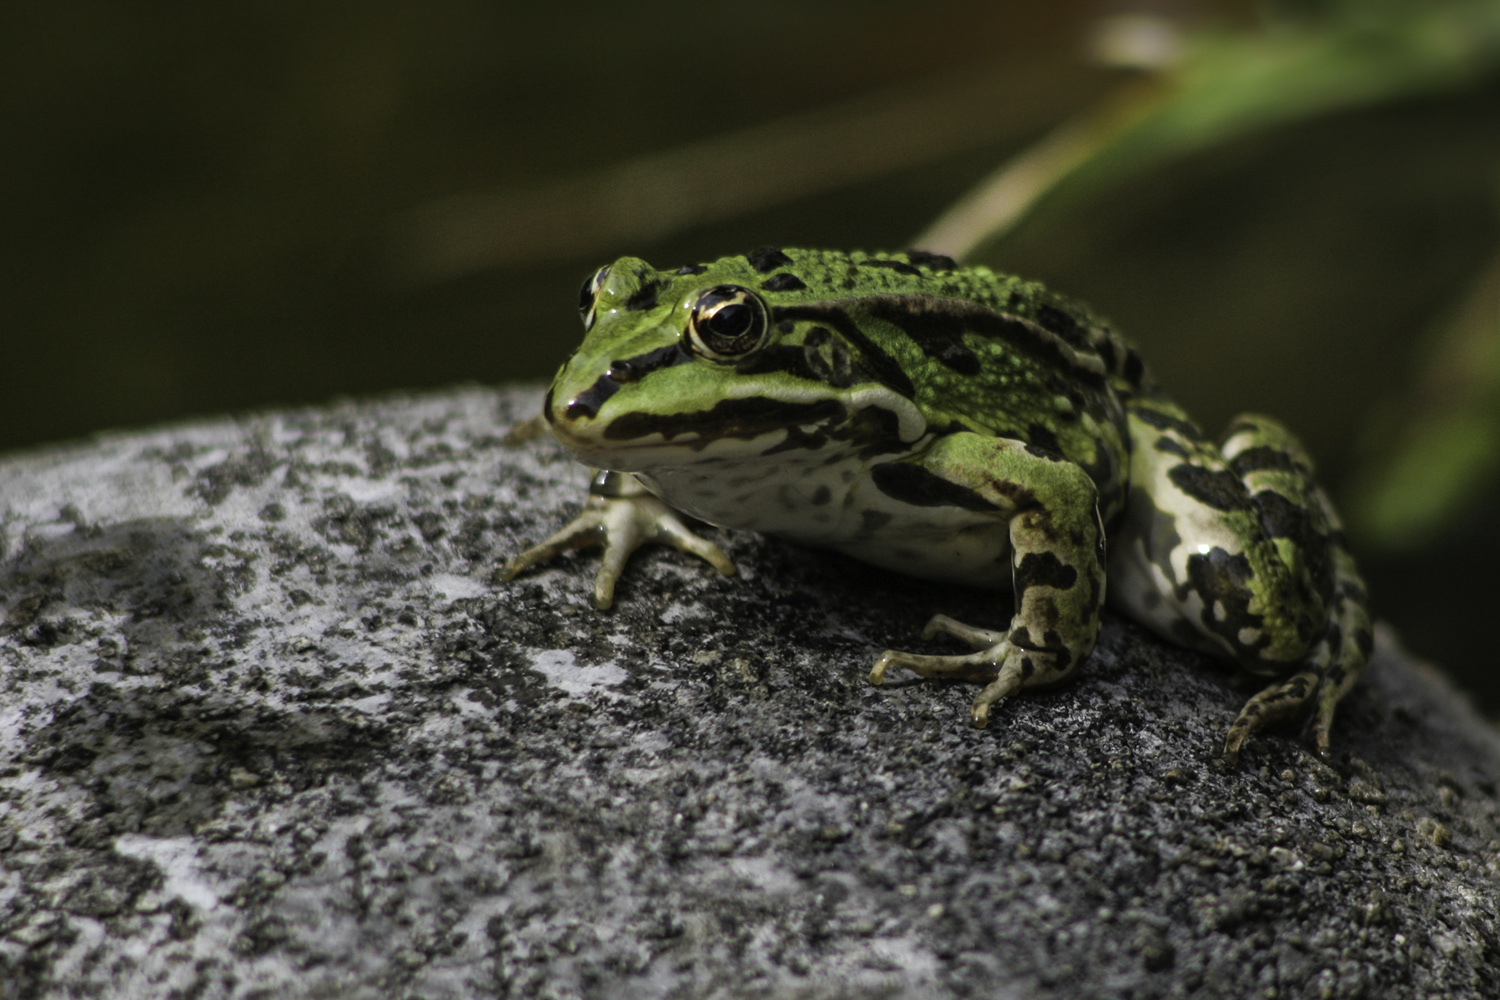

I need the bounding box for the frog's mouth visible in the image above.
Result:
[546,376,932,469]
[547,387,850,468]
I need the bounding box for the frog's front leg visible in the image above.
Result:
[868,433,1107,728]
[500,469,736,609]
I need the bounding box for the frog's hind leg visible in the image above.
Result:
[1223,668,1321,761]
[1308,530,1374,754]
[1110,403,1373,761]
[1218,416,1374,759]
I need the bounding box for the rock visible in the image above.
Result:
[1,385,1498,999]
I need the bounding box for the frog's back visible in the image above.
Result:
[731,248,1144,518]
[726,248,1150,395]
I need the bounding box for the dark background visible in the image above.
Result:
[3,1,1498,706]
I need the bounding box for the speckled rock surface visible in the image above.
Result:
[1,385,1499,1000]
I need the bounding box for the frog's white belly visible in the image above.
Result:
[635,450,1013,590]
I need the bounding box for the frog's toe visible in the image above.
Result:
[869,646,1005,686]
[1310,685,1344,759]
[970,662,1027,728]
[592,552,628,610]
[920,614,1007,650]
[653,516,737,577]
[499,516,607,583]
[1222,668,1320,764]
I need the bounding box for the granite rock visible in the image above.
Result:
[1,386,1498,999]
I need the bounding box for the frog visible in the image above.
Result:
[502,247,1373,763]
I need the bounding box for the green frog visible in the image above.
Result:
[502,247,1372,762]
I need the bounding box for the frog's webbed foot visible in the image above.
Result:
[1222,669,1320,766]
[501,473,735,609]
[1220,583,1373,764]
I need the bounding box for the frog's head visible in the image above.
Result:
[545,248,931,471]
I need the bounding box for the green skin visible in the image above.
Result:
[503,247,1373,763]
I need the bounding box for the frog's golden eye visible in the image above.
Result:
[578,265,610,330]
[687,285,769,361]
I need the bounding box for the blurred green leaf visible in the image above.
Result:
[1348,248,1500,549]
[918,0,1500,259]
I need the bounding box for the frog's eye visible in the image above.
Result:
[578,265,610,330]
[686,285,769,362]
